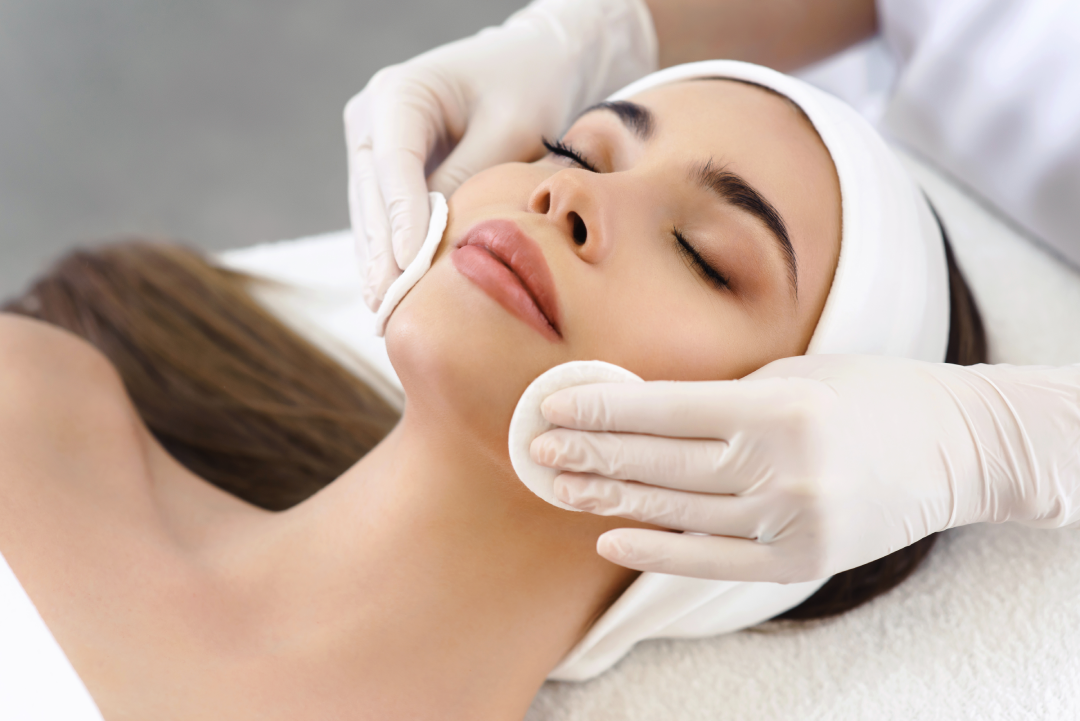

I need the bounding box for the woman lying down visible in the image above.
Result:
[0,61,984,719]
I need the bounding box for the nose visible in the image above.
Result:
[527,169,611,263]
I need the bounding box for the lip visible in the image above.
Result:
[451,219,563,341]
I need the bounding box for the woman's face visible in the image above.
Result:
[387,79,841,443]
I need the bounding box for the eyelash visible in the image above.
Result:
[674,228,730,290]
[542,137,599,173]
[541,136,730,292]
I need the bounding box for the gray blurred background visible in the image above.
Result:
[0,0,523,298]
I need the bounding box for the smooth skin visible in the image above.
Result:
[0,80,838,720]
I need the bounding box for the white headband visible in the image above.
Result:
[542,61,949,681]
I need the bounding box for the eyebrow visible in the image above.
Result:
[577,100,655,141]
[580,100,798,297]
[691,159,798,298]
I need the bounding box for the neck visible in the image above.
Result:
[227,404,637,719]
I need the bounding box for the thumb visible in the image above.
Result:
[367,84,444,269]
[428,112,546,197]
[597,528,780,581]
[372,145,432,271]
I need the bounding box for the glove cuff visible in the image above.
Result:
[941,362,1080,529]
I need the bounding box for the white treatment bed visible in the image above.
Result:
[218,144,1080,721]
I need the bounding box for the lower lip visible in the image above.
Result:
[451,245,560,342]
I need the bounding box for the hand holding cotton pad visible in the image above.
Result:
[508,359,829,684]
[508,360,643,511]
[374,191,449,337]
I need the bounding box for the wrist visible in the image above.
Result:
[937,363,1080,528]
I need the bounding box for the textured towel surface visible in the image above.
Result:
[219,147,1080,719]
[527,523,1080,720]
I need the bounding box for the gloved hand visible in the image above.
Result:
[344,0,657,310]
[531,354,1080,582]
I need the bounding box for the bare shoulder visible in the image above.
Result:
[0,312,126,401]
[0,313,144,495]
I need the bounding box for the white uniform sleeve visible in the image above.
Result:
[877,0,1080,268]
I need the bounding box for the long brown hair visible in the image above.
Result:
[3,219,985,619]
[3,240,398,510]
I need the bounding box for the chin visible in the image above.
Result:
[384,257,563,447]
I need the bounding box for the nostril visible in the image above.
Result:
[534,190,551,215]
[571,213,587,246]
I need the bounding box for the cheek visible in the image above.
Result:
[446,163,543,221]
[566,260,800,382]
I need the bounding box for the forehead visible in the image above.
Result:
[623,79,830,181]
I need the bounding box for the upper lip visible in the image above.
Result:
[457,220,562,337]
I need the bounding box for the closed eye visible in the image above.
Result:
[674,228,730,291]
[542,137,600,173]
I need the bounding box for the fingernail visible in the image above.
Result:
[539,395,558,420]
[530,436,556,467]
[391,226,411,267]
[554,475,599,512]
[598,532,634,563]
[540,392,572,425]
[553,475,576,504]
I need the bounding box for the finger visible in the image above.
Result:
[597,528,802,583]
[370,102,437,269]
[541,378,810,437]
[553,474,769,538]
[531,429,735,494]
[364,236,403,312]
[428,112,544,197]
[352,146,402,308]
[349,164,381,311]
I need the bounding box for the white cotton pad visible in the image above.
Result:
[374,191,449,337]
[508,360,644,511]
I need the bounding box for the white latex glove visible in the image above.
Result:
[344,0,657,310]
[531,355,1080,582]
